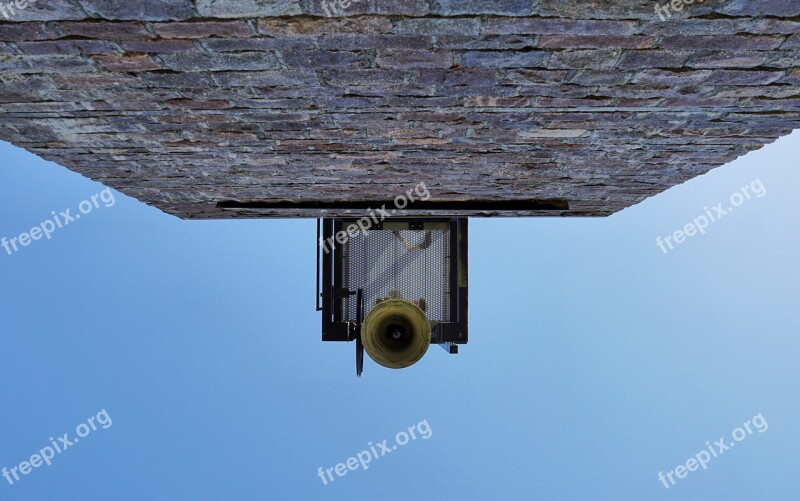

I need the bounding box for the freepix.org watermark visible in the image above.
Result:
[658,413,768,489]
[320,0,372,17]
[654,0,715,21]
[2,410,113,487]
[656,178,766,254]
[316,419,432,486]
[319,181,430,255]
[1,188,116,256]
[0,0,39,19]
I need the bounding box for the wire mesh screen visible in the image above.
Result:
[339,223,451,322]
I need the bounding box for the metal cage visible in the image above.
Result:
[317,218,468,375]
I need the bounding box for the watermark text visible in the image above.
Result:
[2,409,113,487]
[2,188,116,257]
[658,413,768,489]
[656,178,766,254]
[317,419,432,485]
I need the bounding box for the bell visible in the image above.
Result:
[361,299,431,369]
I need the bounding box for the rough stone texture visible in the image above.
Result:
[0,1,798,219]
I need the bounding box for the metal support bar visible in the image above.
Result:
[356,288,364,377]
[316,218,322,311]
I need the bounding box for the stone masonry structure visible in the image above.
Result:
[0,1,798,218]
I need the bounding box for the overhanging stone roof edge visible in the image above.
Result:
[0,2,798,219]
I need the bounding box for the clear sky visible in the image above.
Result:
[0,132,798,500]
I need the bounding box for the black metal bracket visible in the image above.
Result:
[316,218,322,312]
[355,288,364,377]
[439,343,458,354]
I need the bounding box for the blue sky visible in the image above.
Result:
[0,132,798,500]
